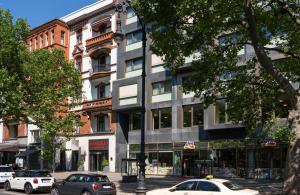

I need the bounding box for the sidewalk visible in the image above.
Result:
[52,172,283,195]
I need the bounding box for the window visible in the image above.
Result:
[126,58,142,72]
[29,39,32,51]
[129,112,141,131]
[61,31,65,45]
[152,108,172,129]
[45,32,49,46]
[97,84,110,99]
[8,124,18,138]
[76,29,82,44]
[222,182,244,191]
[35,37,38,49]
[176,181,195,191]
[51,29,55,44]
[15,171,28,177]
[99,23,107,34]
[0,167,13,172]
[31,130,40,143]
[152,81,172,96]
[96,114,110,132]
[66,174,79,182]
[40,34,43,47]
[183,104,204,127]
[126,8,136,19]
[215,99,227,124]
[126,31,142,45]
[75,57,82,72]
[195,181,220,192]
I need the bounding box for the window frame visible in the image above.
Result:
[129,112,141,131]
[60,31,65,46]
[183,104,204,128]
[126,8,136,19]
[215,99,229,124]
[126,58,142,72]
[76,29,82,44]
[152,80,172,96]
[45,32,49,46]
[40,34,43,48]
[126,31,142,45]
[152,108,172,130]
[51,29,55,44]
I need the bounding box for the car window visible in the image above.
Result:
[94,176,110,183]
[15,171,28,177]
[66,175,79,182]
[196,181,220,192]
[77,175,93,182]
[223,182,244,190]
[0,167,13,172]
[176,181,195,191]
[32,171,52,177]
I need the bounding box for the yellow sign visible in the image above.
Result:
[184,141,196,150]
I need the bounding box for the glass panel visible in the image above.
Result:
[160,108,172,128]
[133,58,142,70]
[131,112,141,130]
[193,104,204,126]
[158,152,173,174]
[126,8,136,18]
[183,106,192,127]
[216,99,226,124]
[196,181,220,191]
[126,34,133,45]
[134,31,142,43]
[126,60,133,72]
[176,181,195,191]
[164,80,172,93]
[153,110,159,129]
[173,151,182,176]
[152,83,160,96]
[158,143,172,150]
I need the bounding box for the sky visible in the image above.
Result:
[0,0,98,28]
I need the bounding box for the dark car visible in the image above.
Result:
[50,173,116,195]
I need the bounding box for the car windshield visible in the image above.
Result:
[33,171,52,177]
[223,181,244,190]
[0,167,13,172]
[94,176,110,183]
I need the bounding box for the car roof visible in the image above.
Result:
[70,173,108,177]
[184,178,229,183]
[0,165,11,167]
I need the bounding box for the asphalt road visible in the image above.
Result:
[0,188,50,195]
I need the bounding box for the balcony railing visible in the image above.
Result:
[89,64,111,80]
[86,32,113,48]
[82,97,112,111]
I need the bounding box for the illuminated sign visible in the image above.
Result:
[89,139,109,151]
[184,141,196,150]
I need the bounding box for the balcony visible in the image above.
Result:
[86,32,113,49]
[89,64,111,80]
[82,97,112,111]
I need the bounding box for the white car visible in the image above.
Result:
[0,166,14,184]
[147,178,259,195]
[4,170,55,194]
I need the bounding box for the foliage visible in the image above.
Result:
[264,114,295,144]
[101,159,109,167]
[0,8,83,166]
[134,0,300,133]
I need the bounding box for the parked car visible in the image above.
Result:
[0,166,14,184]
[4,170,55,194]
[50,173,116,195]
[147,178,260,195]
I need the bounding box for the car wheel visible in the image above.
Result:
[4,181,11,191]
[24,183,33,194]
[82,191,91,195]
[51,187,60,195]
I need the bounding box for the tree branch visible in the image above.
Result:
[243,0,297,107]
[276,0,300,26]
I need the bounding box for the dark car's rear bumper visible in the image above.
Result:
[35,186,51,192]
[94,190,116,195]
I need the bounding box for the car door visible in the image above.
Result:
[9,171,20,189]
[189,181,221,195]
[172,181,196,195]
[11,171,26,189]
[17,170,29,190]
[60,174,80,195]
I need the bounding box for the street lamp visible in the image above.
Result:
[114,1,147,194]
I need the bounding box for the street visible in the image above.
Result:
[0,172,283,195]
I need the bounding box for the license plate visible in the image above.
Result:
[103,186,112,189]
[42,180,50,183]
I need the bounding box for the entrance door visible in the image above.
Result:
[89,151,108,171]
[71,151,79,171]
[183,150,199,176]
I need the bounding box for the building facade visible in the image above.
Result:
[61,0,118,172]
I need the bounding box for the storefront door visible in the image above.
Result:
[89,151,108,171]
[183,150,198,176]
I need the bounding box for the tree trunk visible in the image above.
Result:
[283,95,300,195]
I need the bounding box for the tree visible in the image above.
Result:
[0,8,82,171]
[134,0,300,194]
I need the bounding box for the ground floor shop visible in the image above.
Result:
[128,140,287,179]
[65,134,115,172]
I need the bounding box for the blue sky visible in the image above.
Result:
[0,0,97,28]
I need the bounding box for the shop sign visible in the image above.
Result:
[184,141,196,150]
[89,139,109,151]
[262,136,277,147]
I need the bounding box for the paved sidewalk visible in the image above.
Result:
[52,172,283,195]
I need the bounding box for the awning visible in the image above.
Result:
[0,145,19,152]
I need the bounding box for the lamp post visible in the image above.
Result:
[114,1,147,194]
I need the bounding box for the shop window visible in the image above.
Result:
[75,57,82,72]
[126,58,142,72]
[126,31,142,45]
[60,31,65,45]
[152,81,172,96]
[97,84,110,99]
[215,99,229,124]
[129,112,141,131]
[76,29,82,44]
[158,152,173,167]
[183,104,204,127]
[152,108,172,130]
